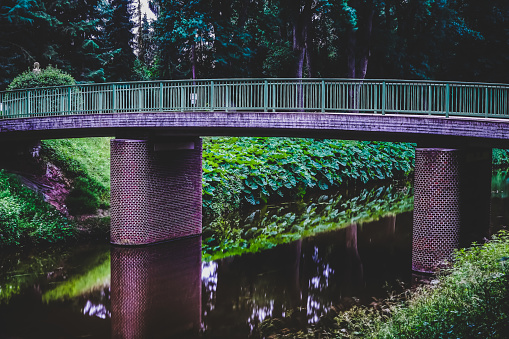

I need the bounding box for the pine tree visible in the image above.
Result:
[102,0,136,81]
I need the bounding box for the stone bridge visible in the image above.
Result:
[1,78,508,273]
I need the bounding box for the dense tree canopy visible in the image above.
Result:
[0,0,507,89]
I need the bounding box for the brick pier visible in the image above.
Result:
[110,137,202,245]
[412,147,491,273]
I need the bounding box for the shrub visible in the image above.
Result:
[7,65,76,91]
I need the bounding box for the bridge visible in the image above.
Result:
[1,78,508,273]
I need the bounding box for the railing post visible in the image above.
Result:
[381,81,386,115]
[428,85,432,115]
[445,83,450,118]
[373,82,378,113]
[272,82,276,112]
[225,83,229,112]
[138,86,143,111]
[321,80,325,113]
[264,80,268,112]
[159,82,163,111]
[485,87,489,118]
[112,84,117,113]
[210,80,215,111]
[98,90,103,114]
[181,84,185,111]
[26,90,30,117]
[68,87,72,115]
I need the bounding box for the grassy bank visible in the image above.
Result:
[41,138,110,215]
[264,231,509,338]
[3,136,509,248]
[0,170,74,246]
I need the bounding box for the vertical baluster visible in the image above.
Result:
[225,83,229,112]
[445,84,450,117]
[381,81,386,115]
[210,80,214,111]
[112,84,116,113]
[159,82,163,111]
[272,81,276,112]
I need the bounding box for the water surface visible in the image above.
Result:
[0,170,507,338]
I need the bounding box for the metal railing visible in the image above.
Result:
[0,79,507,119]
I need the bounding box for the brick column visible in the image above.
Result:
[412,148,491,273]
[110,138,202,245]
[111,236,202,338]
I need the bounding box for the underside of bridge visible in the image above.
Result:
[412,147,492,273]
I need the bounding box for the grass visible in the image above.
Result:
[41,137,111,215]
[266,231,509,338]
[0,170,74,247]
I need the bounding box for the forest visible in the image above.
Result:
[0,0,507,90]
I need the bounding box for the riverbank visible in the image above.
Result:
[261,231,509,338]
[2,137,509,248]
[0,137,415,247]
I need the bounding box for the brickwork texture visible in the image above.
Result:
[412,148,491,273]
[110,138,202,245]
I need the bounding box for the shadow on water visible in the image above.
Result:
[1,169,509,338]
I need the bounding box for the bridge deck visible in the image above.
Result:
[0,79,508,145]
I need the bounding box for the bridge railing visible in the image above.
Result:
[0,79,507,119]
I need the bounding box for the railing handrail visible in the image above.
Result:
[1,78,508,120]
[2,78,508,95]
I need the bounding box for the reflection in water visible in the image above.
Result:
[83,292,110,319]
[201,214,412,338]
[111,236,202,339]
[3,170,509,338]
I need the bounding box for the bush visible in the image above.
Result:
[7,65,76,91]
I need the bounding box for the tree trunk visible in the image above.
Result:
[357,3,374,80]
[191,39,196,79]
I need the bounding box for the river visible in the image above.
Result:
[0,170,507,338]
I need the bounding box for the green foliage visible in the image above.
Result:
[202,137,415,220]
[7,65,75,90]
[0,170,74,247]
[41,138,111,215]
[202,183,414,261]
[493,149,509,166]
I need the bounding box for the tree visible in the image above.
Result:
[102,0,136,81]
[0,0,56,89]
